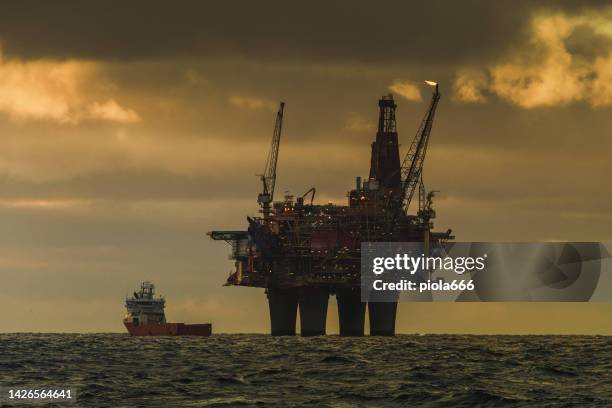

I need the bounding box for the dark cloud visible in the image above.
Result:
[0,1,543,64]
[566,25,612,60]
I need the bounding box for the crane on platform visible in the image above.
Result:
[396,81,441,215]
[257,102,285,219]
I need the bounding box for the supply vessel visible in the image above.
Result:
[123,281,212,336]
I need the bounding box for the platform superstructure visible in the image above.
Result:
[210,84,452,336]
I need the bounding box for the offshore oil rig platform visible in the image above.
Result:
[210,82,452,336]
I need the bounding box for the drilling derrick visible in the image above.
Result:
[370,95,401,190]
[209,85,453,337]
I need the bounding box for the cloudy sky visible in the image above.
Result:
[1,1,611,333]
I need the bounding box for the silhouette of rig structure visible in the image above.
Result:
[210,84,452,336]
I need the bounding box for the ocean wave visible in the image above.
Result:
[0,334,609,407]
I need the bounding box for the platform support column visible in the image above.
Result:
[298,288,329,336]
[336,288,366,336]
[267,287,298,336]
[368,302,397,336]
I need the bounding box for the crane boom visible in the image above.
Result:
[397,83,440,214]
[258,102,285,218]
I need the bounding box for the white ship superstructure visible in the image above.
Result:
[124,282,166,326]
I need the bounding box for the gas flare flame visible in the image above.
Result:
[425,80,437,86]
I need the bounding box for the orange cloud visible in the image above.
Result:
[489,14,584,108]
[343,112,375,132]
[388,81,422,102]
[453,69,487,103]
[591,55,612,107]
[88,99,140,123]
[0,199,77,209]
[453,10,612,108]
[229,95,277,111]
[0,50,140,124]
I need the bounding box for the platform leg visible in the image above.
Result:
[298,287,329,336]
[267,287,298,336]
[336,288,366,336]
[368,302,397,336]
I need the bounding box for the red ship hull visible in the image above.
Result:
[124,322,211,336]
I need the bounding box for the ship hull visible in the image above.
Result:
[124,322,211,336]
